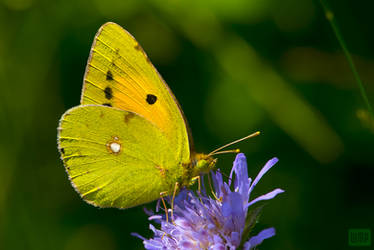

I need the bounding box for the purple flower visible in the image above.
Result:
[133,153,284,249]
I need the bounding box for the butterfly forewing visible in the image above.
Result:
[81,22,191,164]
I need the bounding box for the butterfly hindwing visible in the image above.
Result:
[81,22,191,164]
[58,105,181,208]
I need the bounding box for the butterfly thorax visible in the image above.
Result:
[180,153,216,187]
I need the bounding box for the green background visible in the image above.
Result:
[1,0,373,249]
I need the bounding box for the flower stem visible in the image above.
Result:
[320,0,374,119]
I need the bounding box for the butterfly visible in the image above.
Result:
[57,22,256,209]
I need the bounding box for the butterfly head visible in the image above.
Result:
[193,153,217,175]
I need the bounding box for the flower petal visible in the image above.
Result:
[131,232,146,241]
[247,188,284,208]
[248,157,278,196]
[230,231,241,246]
[244,227,276,249]
[222,192,245,232]
[233,153,250,203]
[212,170,224,198]
[148,215,163,221]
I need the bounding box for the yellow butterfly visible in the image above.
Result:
[58,22,256,209]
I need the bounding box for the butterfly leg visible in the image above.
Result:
[170,182,179,224]
[157,195,171,241]
[191,175,202,193]
[191,176,204,203]
[159,191,169,223]
[158,192,169,241]
[159,184,179,240]
[159,182,179,225]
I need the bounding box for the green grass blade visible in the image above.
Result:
[320,0,374,119]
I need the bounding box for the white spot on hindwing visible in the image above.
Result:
[106,136,121,155]
[110,142,121,153]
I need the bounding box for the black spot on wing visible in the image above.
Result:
[106,70,113,80]
[104,87,113,100]
[61,148,65,154]
[103,103,112,107]
[146,94,157,105]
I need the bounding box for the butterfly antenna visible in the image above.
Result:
[210,149,240,155]
[208,131,260,156]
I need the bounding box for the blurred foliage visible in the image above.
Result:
[0,0,373,249]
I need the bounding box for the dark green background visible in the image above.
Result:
[1,0,373,249]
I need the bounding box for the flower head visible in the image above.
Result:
[133,153,284,249]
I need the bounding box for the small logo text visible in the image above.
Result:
[348,229,371,247]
